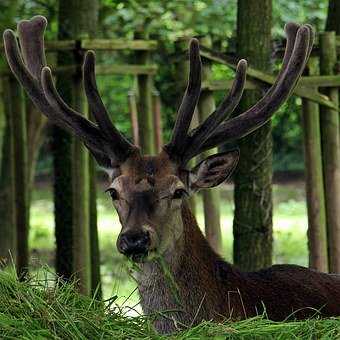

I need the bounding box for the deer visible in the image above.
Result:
[4,16,340,334]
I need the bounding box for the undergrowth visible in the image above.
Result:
[0,268,339,339]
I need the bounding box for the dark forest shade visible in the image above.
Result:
[55,0,99,294]
[233,0,273,270]
[54,1,75,281]
[326,0,340,34]
[0,78,17,267]
[10,78,28,278]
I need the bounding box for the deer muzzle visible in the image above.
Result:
[117,229,151,262]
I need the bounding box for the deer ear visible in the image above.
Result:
[189,150,239,191]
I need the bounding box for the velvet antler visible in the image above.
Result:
[164,23,314,164]
[3,16,137,167]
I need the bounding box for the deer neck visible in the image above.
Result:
[136,202,236,332]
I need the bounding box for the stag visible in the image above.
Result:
[4,16,340,334]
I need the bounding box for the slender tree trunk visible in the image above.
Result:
[89,155,101,298]
[0,0,20,270]
[197,36,222,254]
[0,77,17,267]
[135,31,155,155]
[54,15,75,281]
[26,101,47,243]
[152,90,163,153]
[128,90,140,146]
[326,0,340,34]
[233,0,273,271]
[26,101,46,196]
[319,32,340,273]
[174,39,197,216]
[56,0,99,294]
[9,78,29,278]
[302,59,328,272]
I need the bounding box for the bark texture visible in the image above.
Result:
[9,78,28,278]
[233,0,273,271]
[302,59,328,272]
[326,0,340,34]
[55,0,99,293]
[135,31,155,155]
[0,78,17,267]
[197,36,222,254]
[319,32,340,273]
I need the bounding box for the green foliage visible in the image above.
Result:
[273,0,328,35]
[272,97,305,172]
[0,268,339,339]
[2,0,330,173]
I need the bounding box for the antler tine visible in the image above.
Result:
[4,19,103,148]
[3,28,73,131]
[17,16,47,80]
[41,67,109,151]
[182,58,247,162]
[83,51,136,161]
[195,24,313,156]
[165,38,202,157]
[3,16,136,165]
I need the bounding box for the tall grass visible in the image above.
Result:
[0,268,339,339]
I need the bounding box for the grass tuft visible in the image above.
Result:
[0,268,339,339]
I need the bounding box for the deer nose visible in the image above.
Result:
[117,230,150,258]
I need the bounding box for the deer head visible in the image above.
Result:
[3,17,313,263]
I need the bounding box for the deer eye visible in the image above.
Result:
[172,188,188,200]
[106,188,119,200]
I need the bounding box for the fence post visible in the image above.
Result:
[135,32,155,154]
[128,90,140,146]
[197,36,222,254]
[319,31,340,273]
[301,58,328,272]
[88,130,101,298]
[152,90,163,153]
[9,76,29,278]
[72,47,91,294]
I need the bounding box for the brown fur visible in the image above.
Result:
[108,151,340,334]
[137,203,340,333]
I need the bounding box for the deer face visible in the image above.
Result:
[107,150,239,262]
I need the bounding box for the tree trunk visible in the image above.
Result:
[89,155,101,298]
[319,32,340,273]
[54,17,75,281]
[301,59,328,272]
[152,90,163,153]
[0,77,17,267]
[174,39,198,216]
[26,101,46,196]
[197,36,222,254]
[135,31,155,155]
[9,78,29,278]
[233,0,273,271]
[326,0,340,34]
[128,89,140,146]
[56,0,99,294]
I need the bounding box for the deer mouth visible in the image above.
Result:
[130,252,149,263]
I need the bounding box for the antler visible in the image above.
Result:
[3,16,137,167]
[164,23,314,164]
[165,38,202,156]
